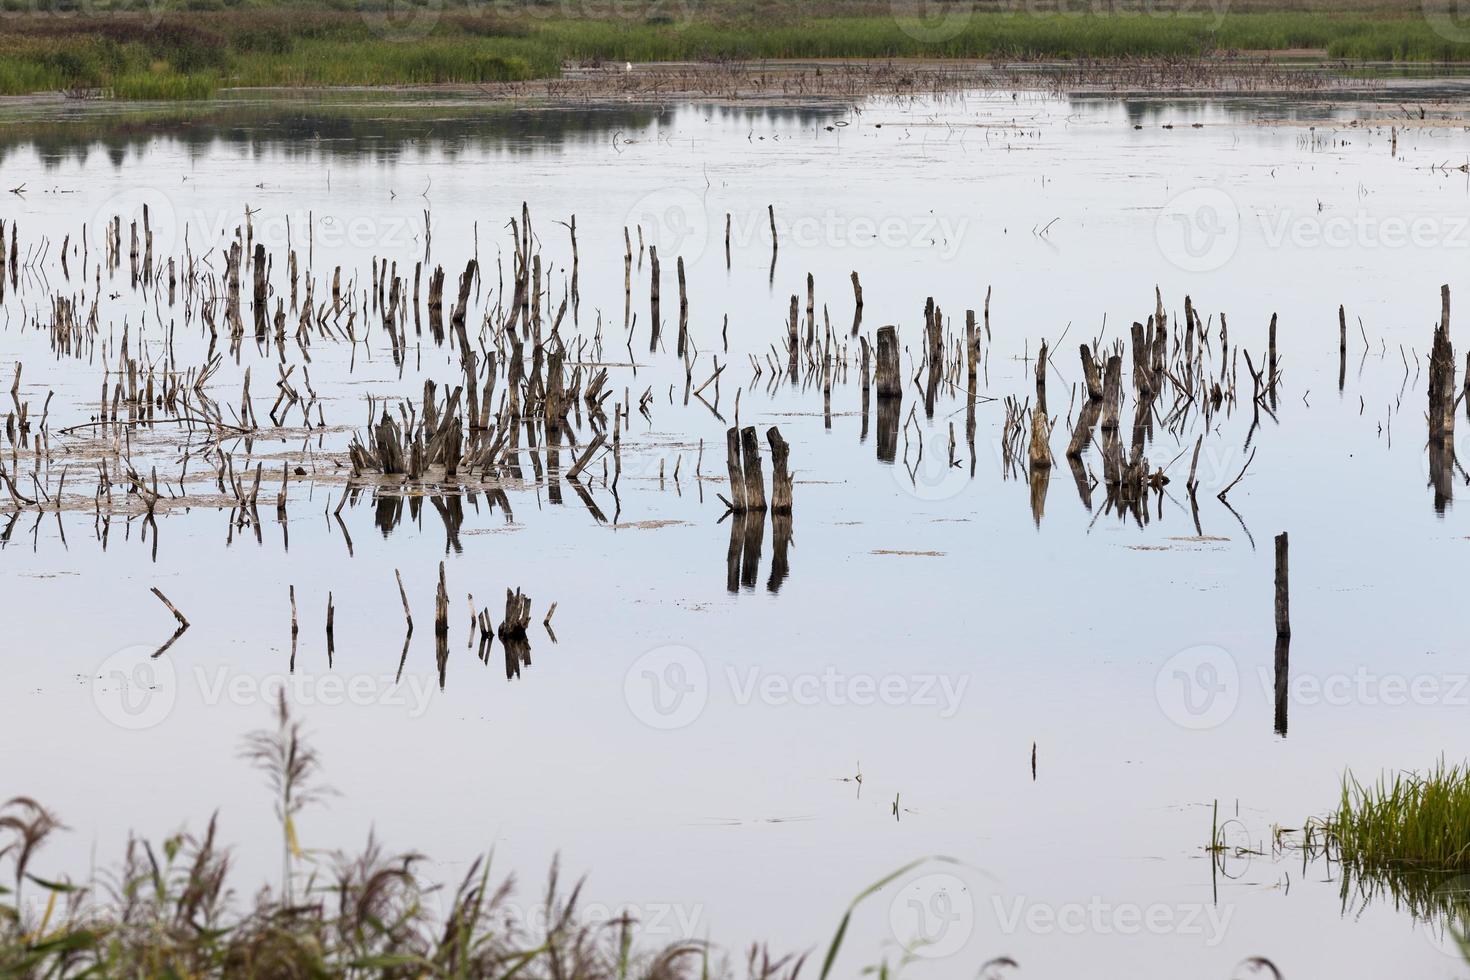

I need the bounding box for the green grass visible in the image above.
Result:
[1331,760,1470,871]
[3,6,1470,100]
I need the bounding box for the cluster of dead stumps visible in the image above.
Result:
[408,564,551,687]
[4,197,1468,692]
[720,424,795,594]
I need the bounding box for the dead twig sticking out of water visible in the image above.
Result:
[149,586,190,658]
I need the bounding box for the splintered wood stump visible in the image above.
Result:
[435,561,449,636]
[648,245,661,352]
[1029,406,1053,470]
[767,426,792,513]
[451,259,476,330]
[726,426,749,512]
[375,412,405,474]
[676,255,689,356]
[740,425,767,512]
[1099,354,1122,432]
[1080,343,1103,402]
[1274,532,1290,638]
[498,587,532,640]
[1430,284,1456,444]
[876,325,901,399]
[1030,342,1052,469]
[1129,321,1151,397]
[251,243,268,336]
[965,310,979,386]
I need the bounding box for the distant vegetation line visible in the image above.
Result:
[1,6,1468,99]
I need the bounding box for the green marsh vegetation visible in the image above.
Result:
[3,0,1470,100]
[1329,760,1470,871]
[1218,763,1470,962]
[1323,762,1470,959]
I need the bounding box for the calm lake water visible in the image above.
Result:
[5,81,1470,978]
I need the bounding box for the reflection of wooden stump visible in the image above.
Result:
[876,395,900,464]
[726,510,766,593]
[1429,435,1454,515]
[503,635,532,681]
[1067,454,1092,511]
[1028,463,1050,528]
[1274,636,1290,738]
[768,513,792,594]
[1067,398,1100,460]
[435,630,450,691]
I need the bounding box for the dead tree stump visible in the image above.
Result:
[767,426,792,513]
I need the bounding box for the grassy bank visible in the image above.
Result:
[2,4,1470,99]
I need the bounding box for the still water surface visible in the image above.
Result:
[4,83,1470,977]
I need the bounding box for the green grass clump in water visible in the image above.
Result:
[1333,760,1470,870]
[111,72,219,100]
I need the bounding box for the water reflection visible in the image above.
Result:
[0,98,847,168]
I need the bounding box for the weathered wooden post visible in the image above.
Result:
[740,426,767,512]
[876,325,901,399]
[726,426,748,512]
[1274,532,1290,638]
[767,426,792,513]
[648,245,660,352]
[676,255,688,356]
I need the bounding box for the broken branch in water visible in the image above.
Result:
[150,587,190,628]
[1217,447,1257,502]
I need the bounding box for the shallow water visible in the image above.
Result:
[4,83,1470,977]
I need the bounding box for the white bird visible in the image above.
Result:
[625,62,632,72]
